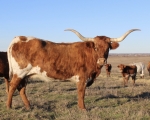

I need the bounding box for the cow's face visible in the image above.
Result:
[94,36,119,61]
[117,64,125,72]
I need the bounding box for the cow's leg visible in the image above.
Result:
[126,75,130,86]
[132,76,136,86]
[140,71,144,78]
[106,72,108,77]
[125,78,128,86]
[7,75,22,109]
[123,77,128,87]
[108,72,110,77]
[86,72,97,87]
[17,78,30,110]
[76,79,86,110]
[123,77,126,87]
[124,77,129,87]
[4,78,9,94]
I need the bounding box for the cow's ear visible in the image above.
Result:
[110,42,119,50]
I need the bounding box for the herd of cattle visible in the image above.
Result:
[1,28,148,111]
[105,62,147,87]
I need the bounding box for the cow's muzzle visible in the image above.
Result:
[97,58,106,66]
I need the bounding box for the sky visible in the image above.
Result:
[0,0,149,53]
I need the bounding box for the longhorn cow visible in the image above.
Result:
[7,29,140,110]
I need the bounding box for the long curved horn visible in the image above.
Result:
[110,29,140,42]
[64,29,94,42]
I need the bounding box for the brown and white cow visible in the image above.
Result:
[0,52,9,94]
[104,63,112,77]
[147,61,150,76]
[117,64,137,87]
[6,29,140,110]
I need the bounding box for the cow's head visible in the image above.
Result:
[65,29,140,66]
[117,64,125,72]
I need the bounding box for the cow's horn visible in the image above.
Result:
[65,29,94,42]
[110,29,140,42]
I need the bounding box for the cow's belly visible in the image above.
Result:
[28,74,80,83]
[29,74,79,83]
[26,66,80,83]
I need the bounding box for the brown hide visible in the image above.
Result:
[0,52,9,93]
[105,64,112,77]
[117,64,137,86]
[147,62,150,76]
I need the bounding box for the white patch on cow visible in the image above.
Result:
[7,36,22,79]
[28,74,80,83]
[67,75,80,83]
[27,66,55,82]
[25,36,40,42]
[11,36,43,43]
[27,66,47,76]
[10,56,32,78]
[130,73,136,77]
[28,73,80,83]
[29,74,54,82]
[8,36,37,46]
[97,58,105,65]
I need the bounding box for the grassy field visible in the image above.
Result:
[0,55,150,120]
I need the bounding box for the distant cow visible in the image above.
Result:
[147,61,150,76]
[6,29,140,110]
[130,62,145,78]
[0,52,9,93]
[117,64,137,87]
[105,64,112,77]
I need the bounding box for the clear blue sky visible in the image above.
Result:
[0,0,149,53]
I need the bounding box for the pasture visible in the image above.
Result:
[0,54,150,120]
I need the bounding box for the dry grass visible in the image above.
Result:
[0,55,150,120]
